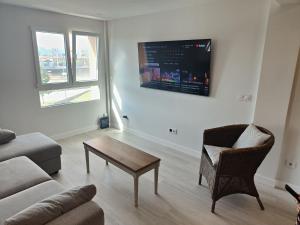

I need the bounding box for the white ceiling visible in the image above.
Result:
[0,0,299,20]
[277,0,300,4]
[0,0,216,20]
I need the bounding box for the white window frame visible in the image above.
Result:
[31,27,73,90]
[72,31,100,86]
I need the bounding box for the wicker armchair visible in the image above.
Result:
[198,124,274,213]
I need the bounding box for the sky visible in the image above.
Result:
[36,32,65,49]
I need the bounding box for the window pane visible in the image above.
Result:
[75,35,99,82]
[36,32,68,84]
[39,86,100,108]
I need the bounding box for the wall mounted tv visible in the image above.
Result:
[138,39,211,96]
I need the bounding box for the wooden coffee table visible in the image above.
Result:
[83,135,161,207]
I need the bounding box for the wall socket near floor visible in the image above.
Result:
[285,159,297,169]
[169,128,178,135]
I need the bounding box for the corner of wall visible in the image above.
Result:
[251,0,274,123]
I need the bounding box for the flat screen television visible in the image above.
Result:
[138,39,211,96]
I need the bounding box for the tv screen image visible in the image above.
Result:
[138,39,211,96]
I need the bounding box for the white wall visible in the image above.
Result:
[108,0,270,153]
[108,0,300,186]
[253,4,300,183]
[0,4,107,138]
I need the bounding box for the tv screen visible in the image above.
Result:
[138,39,211,96]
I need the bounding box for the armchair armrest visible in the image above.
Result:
[203,125,247,148]
[217,146,270,177]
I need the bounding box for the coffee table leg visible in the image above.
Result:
[134,175,139,207]
[154,165,159,194]
[106,161,109,166]
[85,148,90,173]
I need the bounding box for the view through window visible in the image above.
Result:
[75,34,99,82]
[36,32,68,84]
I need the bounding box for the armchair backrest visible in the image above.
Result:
[203,124,248,148]
[203,124,275,177]
[203,124,274,149]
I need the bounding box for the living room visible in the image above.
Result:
[0,0,300,224]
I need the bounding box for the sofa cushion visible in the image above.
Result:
[233,124,271,148]
[204,145,230,166]
[4,185,97,225]
[0,180,64,225]
[0,157,51,199]
[0,133,61,164]
[0,129,16,145]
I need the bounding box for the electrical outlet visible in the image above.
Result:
[285,160,297,169]
[169,128,178,135]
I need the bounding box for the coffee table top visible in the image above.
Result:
[83,135,160,172]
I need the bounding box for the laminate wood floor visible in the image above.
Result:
[53,129,296,225]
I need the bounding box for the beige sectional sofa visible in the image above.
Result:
[0,157,104,225]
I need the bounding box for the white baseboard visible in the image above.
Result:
[255,174,300,190]
[255,174,277,187]
[274,179,300,190]
[123,127,201,158]
[50,125,98,141]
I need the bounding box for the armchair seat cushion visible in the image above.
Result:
[233,124,271,149]
[204,145,230,166]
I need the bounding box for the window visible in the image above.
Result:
[31,28,101,107]
[32,29,71,88]
[73,32,99,82]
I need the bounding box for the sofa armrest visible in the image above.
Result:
[46,201,104,225]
